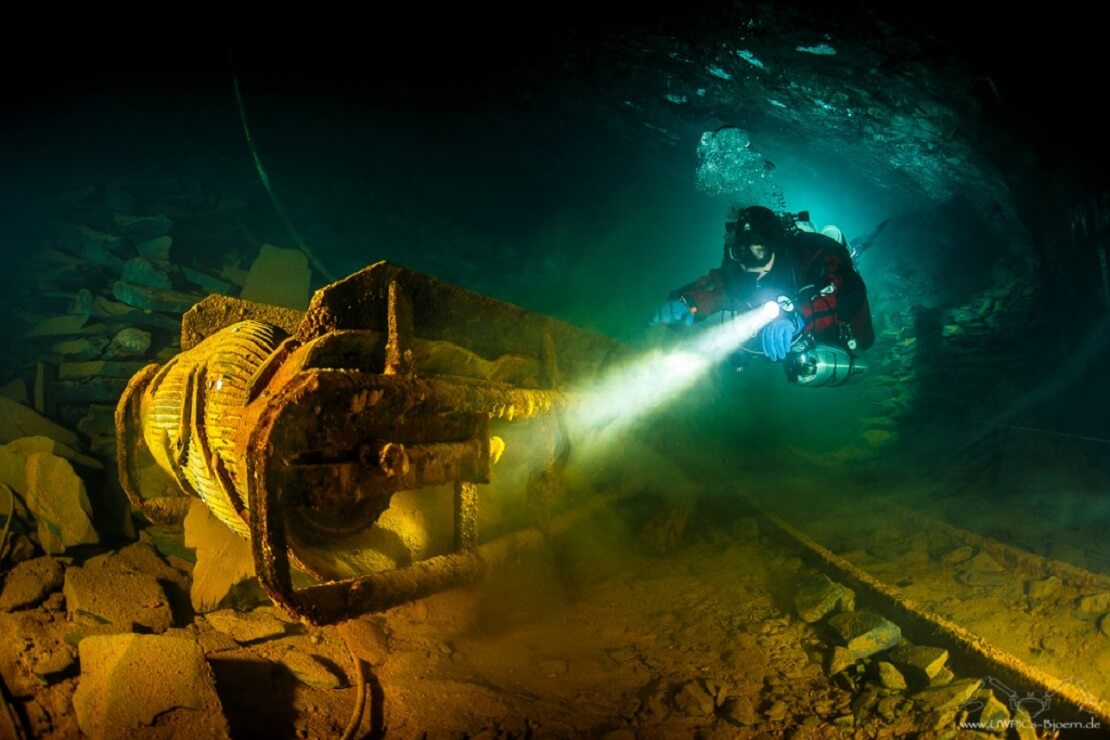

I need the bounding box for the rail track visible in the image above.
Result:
[747,490,1110,728]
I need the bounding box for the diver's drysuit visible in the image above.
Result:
[668,215,874,386]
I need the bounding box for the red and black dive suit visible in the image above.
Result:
[670,230,875,351]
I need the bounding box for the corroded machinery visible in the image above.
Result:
[116,261,630,624]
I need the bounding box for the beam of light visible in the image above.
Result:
[565,301,781,440]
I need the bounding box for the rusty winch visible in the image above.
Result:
[115,261,630,624]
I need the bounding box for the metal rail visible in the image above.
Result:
[745,494,1110,726]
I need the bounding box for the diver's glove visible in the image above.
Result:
[760,313,805,361]
[650,298,695,327]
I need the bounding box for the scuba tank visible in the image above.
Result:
[784,334,867,387]
[775,293,867,388]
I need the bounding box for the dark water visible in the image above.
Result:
[3,55,720,342]
[0,17,1104,572]
[1,19,1109,736]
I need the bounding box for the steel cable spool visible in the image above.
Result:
[137,320,286,537]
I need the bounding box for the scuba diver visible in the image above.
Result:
[652,205,875,386]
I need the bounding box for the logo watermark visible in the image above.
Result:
[957,676,1102,733]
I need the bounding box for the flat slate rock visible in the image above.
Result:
[0,557,65,611]
[73,634,229,739]
[241,244,311,311]
[794,573,855,623]
[63,560,172,634]
[112,212,174,242]
[827,610,902,660]
[884,644,949,681]
[280,651,345,689]
[111,281,198,314]
[204,607,290,644]
[912,678,982,713]
[25,453,99,554]
[0,397,80,448]
[184,500,268,613]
